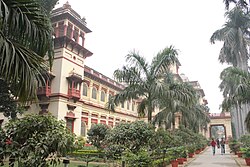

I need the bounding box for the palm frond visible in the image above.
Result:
[0,0,54,101]
[151,45,179,76]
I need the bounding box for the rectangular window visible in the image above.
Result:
[66,119,74,132]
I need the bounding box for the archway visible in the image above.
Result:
[209,124,226,139]
[206,113,232,141]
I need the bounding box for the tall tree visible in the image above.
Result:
[211,5,250,138]
[210,6,250,71]
[0,0,57,101]
[220,67,250,132]
[107,46,195,123]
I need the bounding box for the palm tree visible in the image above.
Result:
[153,96,209,132]
[152,81,197,130]
[220,67,250,132]
[0,0,56,101]
[186,104,210,133]
[210,6,250,71]
[107,46,195,123]
[210,5,250,137]
[223,0,248,10]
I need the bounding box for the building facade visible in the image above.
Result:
[26,2,139,136]
[0,2,209,137]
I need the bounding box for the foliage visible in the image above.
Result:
[3,114,75,167]
[173,126,196,145]
[74,136,86,151]
[107,46,195,123]
[153,83,198,130]
[149,128,173,151]
[186,145,196,154]
[219,67,250,132]
[223,0,249,10]
[0,128,5,165]
[239,135,250,147]
[152,157,172,167]
[87,124,110,150]
[166,147,184,160]
[243,147,250,158]
[106,121,154,154]
[104,144,125,160]
[70,150,105,158]
[229,140,241,154]
[0,0,55,101]
[38,0,59,14]
[0,79,24,119]
[123,150,152,167]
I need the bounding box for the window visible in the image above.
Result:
[100,91,105,102]
[121,102,124,108]
[127,101,130,110]
[66,119,74,132]
[69,81,77,89]
[132,102,135,111]
[92,87,97,99]
[82,83,88,96]
[81,121,86,136]
[108,94,112,100]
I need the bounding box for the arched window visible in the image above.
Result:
[132,102,135,111]
[81,121,86,136]
[121,102,124,108]
[82,83,88,96]
[100,91,105,102]
[92,87,97,99]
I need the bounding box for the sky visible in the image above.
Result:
[57,0,228,113]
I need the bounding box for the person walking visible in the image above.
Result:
[210,138,217,155]
[216,138,220,149]
[220,137,226,154]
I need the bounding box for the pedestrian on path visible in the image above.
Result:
[210,138,217,155]
[216,138,220,149]
[220,137,225,154]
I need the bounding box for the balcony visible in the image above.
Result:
[66,72,83,83]
[37,86,51,97]
[68,88,80,100]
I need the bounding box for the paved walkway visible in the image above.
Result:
[186,145,239,167]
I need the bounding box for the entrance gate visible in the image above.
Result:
[206,113,232,141]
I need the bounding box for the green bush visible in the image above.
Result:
[186,145,195,154]
[243,147,250,158]
[70,150,105,161]
[152,157,171,167]
[123,150,152,167]
[229,140,241,153]
[239,135,250,147]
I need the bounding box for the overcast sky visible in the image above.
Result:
[57,0,228,113]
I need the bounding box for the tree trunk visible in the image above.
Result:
[147,102,153,124]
